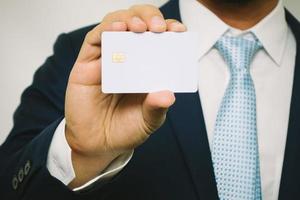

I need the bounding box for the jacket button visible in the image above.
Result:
[24,160,31,175]
[12,176,18,190]
[18,169,24,183]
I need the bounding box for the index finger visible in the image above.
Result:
[130,4,166,32]
[77,21,127,63]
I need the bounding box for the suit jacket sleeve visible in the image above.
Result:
[0,32,118,200]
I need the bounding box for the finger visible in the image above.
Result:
[142,91,175,134]
[104,10,147,33]
[165,19,187,32]
[130,4,166,32]
[69,21,127,86]
[128,16,147,32]
[69,59,101,86]
[77,7,150,64]
[77,21,127,63]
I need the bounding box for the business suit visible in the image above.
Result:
[0,0,300,199]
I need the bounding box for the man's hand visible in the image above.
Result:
[65,4,186,188]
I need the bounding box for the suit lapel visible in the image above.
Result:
[161,1,218,199]
[160,0,181,20]
[279,11,300,199]
[162,1,300,199]
[168,93,219,199]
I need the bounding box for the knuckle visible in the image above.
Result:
[103,11,114,20]
[84,25,101,43]
[104,9,133,21]
[115,9,131,17]
[85,31,93,41]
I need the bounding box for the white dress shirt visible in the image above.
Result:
[47,0,296,199]
[181,0,296,199]
[47,119,133,191]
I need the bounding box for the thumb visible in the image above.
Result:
[142,91,175,134]
[69,22,128,86]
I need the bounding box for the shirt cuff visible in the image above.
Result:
[46,118,133,191]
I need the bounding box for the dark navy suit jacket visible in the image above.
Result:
[1,0,300,199]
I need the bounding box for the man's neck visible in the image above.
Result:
[197,0,279,30]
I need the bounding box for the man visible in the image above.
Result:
[0,0,299,199]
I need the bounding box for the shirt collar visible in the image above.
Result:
[250,0,288,65]
[179,0,288,66]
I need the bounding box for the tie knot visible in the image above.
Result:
[215,36,262,72]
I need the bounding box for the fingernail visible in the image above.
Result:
[171,22,186,31]
[131,16,144,25]
[151,16,166,27]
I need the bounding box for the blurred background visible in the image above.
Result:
[0,0,299,144]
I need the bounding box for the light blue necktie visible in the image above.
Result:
[212,35,262,200]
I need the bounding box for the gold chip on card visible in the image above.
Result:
[112,52,126,63]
